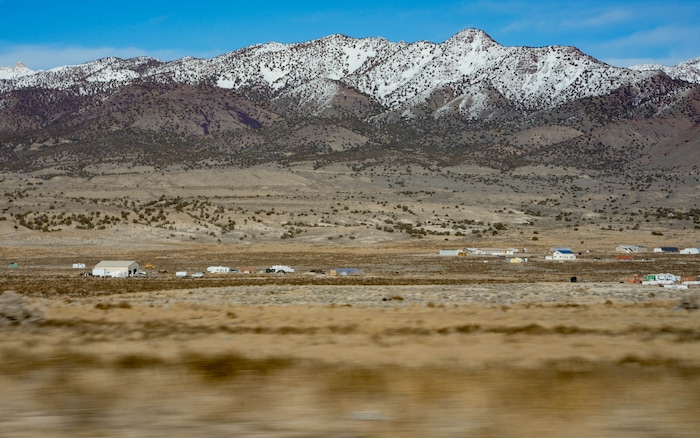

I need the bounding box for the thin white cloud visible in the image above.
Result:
[565,9,632,28]
[501,6,633,34]
[593,25,700,66]
[610,25,700,47]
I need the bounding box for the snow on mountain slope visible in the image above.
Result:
[1,57,166,94]
[631,57,700,84]
[212,34,397,94]
[0,61,34,80]
[0,29,693,116]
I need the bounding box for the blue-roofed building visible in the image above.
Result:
[547,247,577,260]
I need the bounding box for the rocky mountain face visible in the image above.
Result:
[1,29,699,174]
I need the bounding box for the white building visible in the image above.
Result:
[546,247,576,261]
[465,248,518,256]
[92,260,139,278]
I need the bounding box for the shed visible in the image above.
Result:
[92,260,139,278]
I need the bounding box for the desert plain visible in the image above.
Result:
[1,162,700,437]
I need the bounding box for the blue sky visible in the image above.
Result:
[1,0,699,70]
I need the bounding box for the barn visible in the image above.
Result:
[92,260,139,278]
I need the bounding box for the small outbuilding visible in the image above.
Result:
[92,260,139,278]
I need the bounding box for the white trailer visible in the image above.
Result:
[642,273,681,285]
[92,268,108,277]
[268,265,294,273]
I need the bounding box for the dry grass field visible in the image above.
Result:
[1,164,700,436]
[1,242,700,438]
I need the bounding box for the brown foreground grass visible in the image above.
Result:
[1,244,700,437]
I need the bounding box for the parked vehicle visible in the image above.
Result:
[267,265,294,274]
[192,272,204,278]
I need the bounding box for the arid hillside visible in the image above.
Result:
[1,161,699,252]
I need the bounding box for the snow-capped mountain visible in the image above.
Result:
[1,29,699,172]
[630,57,700,85]
[0,61,34,80]
[3,29,690,115]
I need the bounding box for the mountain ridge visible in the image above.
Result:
[1,29,699,173]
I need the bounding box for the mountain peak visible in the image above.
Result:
[0,61,35,80]
[446,28,499,48]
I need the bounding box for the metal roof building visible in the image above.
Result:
[92,260,139,278]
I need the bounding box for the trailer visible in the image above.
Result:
[267,265,294,274]
[642,273,681,285]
